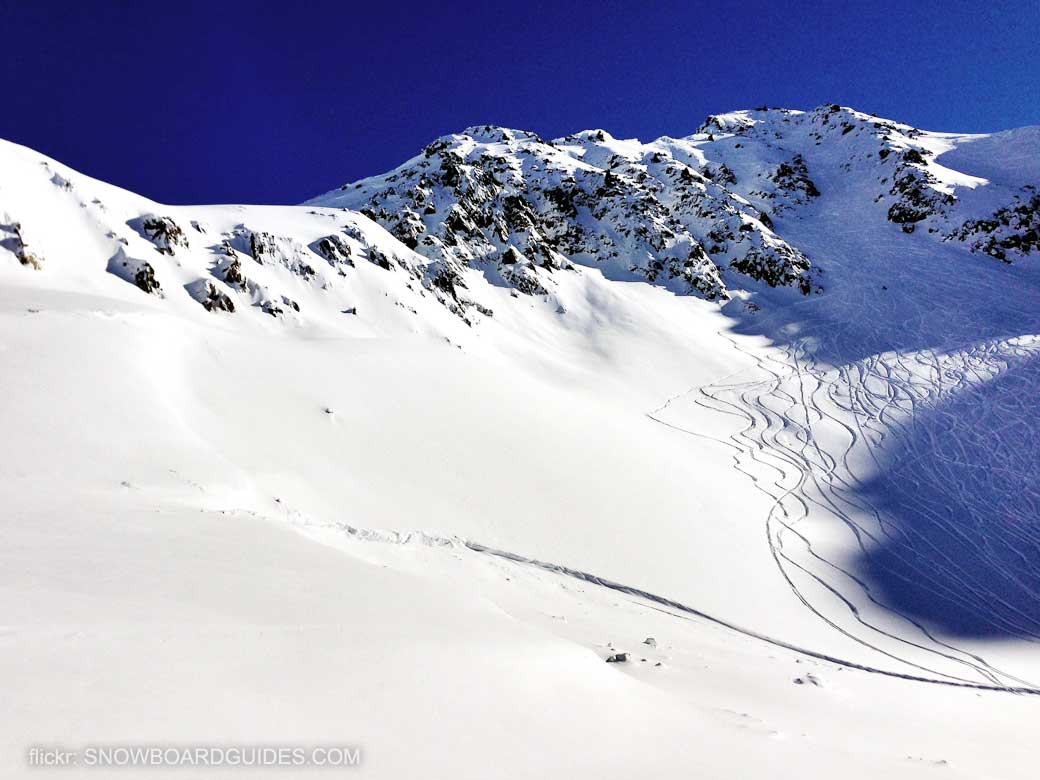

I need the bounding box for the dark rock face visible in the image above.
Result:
[226,226,330,282]
[305,107,1038,312]
[731,242,814,291]
[605,652,630,663]
[313,235,355,267]
[312,125,818,302]
[248,230,276,263]
[368,246,393,271]
[694,106,998,260]
[219,257,246,289]
[771,155,820,202]
[133,262,161,294]
[186,279,235,313]
[106,247,162,295]
[203,232,316,318]
[886,167,954,232]
[141,216,189,255]
[200,283,235,312]
[2,222,43,269]
[949,191,1040,262]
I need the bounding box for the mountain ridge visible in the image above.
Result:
[1,105,1037,336]
[310,104,1038,310]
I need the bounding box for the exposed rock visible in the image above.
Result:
[2,222,43,269]
[886,168,953,231]
[50,172,72,190]
[368,246,394,270]
[313,234,355,267]
[949,191,1040,262]
[185,279,235,313]
[106,247,162,295]
[308,126,817,302]
[770,155,820,203]
[227,226,327,284]
[248,230,276,263]
[133,262,161,294]
[218,257,246,289]
[141,215,189,255]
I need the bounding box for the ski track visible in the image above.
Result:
[650,197,1040,690]
[292,199,1040,694]
[302,517,1040,695]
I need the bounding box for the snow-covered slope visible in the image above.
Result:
[3,106,1040,779]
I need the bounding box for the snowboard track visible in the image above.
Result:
[308,519,1040,695]
[465,539,1040,695]
[649,201,1040,690]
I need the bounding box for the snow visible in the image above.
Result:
[2,105,1040,778]
[935,126,1040,187]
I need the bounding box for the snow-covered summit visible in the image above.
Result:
[309,118,818,304]
[2,106,1036,336]
[311,104,1039,308]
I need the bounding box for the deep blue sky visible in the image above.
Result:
[2,0,1036,204]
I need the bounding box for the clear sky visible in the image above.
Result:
[2,0,1036,204]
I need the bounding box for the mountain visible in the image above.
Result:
[4,104,1036,333]
[3,107,1040,779]
[309,104,1038,309]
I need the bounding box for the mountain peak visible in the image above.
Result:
[457,125,548,145]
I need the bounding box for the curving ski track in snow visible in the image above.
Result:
[650,200,1040,690]
[311,518,1040,694]
[465,540,1040,695]
[301,206,1040,694]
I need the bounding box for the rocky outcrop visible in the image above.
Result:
[310,124,818,301]
[140,215,189,255]
[186,279,235,313]
[227,227,319,281]
[2,222,43,269]
[885,154,954,233]
[948,190,1040,261]
[770,155,820,205]
[107,247,162,295]
[312,235,355,268]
